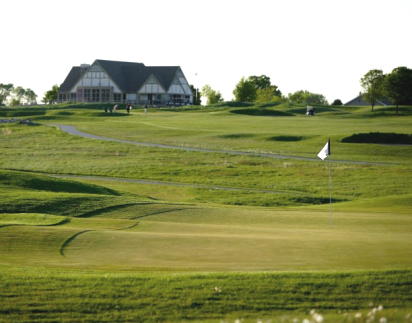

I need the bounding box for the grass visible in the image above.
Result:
[0,213,68,227]
[1,102,412,321]
[0,267,411,322]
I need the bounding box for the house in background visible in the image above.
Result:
[344,94,392,106]
[58,59,193,106]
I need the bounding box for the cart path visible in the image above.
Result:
[53,124,392,166]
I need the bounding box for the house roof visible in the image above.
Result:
[344,95,392,106]
[59,59,184,93]
[59,66,87,92]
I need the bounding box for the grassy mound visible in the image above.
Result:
[0,213,68,227]
[0,170,152,217]
[0,169,119,195]
[342,132,412,145]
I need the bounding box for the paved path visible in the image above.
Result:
[53,124,389,165]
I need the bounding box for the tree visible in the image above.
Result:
[190,85,201,105]
[233,77,256,102]
[42,84,59,104]
[331,99,343,106]
[23,88,37,104]
[383,66,412,115]
[360,69,385,112]
[0,83,14,105]
[248,75,271,90]
[248,75,282,97]
[12,86,26,105]
[288,90,328,105]
[233,75,282,103]
[255,87,282,104]
[201,84,224,105]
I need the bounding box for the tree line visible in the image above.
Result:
[0,84,37,106]
[200,75,329,106]
[360,66,412,114]
[200,67,412,112]
[2,67,411,112]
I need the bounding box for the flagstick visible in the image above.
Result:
[329,155,332,228]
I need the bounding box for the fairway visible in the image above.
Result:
[1,103,412,322]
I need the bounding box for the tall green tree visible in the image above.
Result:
[42,84,59,104]
[233,77,256,102]
[23,88,37,104]
[201,84,224,105]
[383,66,412,115]
[255,87,282,104]
[0,83,14,105]
[248,75,271,90]
[360,69,385,112]
[288,90,328,105]
[233,75,282,103]
[190,85,201,105]
[12,86,26,105]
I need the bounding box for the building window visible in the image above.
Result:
[92,89,100,102]
[70,93,76,101]
[84,89,91,102]
[77,89,83,101]
[114,93,121,102]
[101,89,110,102]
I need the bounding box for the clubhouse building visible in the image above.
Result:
[58,59,193,106]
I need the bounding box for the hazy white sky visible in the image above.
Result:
[1,0,411,104]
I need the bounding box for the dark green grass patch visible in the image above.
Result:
[0,169,119,195]
[191,188,346,207]
[0,170,155,217]
[342,132,412,145]
[230,108,293,117]
[216,133,255,139]
[267,135,305,142]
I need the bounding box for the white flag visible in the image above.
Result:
[317,139,330,160]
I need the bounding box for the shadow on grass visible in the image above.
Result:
[230,108,293,117]
[342,132,412,145]
[267,135,305,142]
[60,230,93,256]
[217,133,255,139]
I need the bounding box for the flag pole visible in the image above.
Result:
[329,153,332,228]
[317,138,332,227]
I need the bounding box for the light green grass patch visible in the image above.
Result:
[0,213,67,227]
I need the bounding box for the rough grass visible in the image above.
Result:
[0,267,411,323]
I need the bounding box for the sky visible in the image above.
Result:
[1,0,411,104]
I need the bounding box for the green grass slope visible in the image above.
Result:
[1,103,412,322]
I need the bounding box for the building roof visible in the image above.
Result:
[59,66,87,92]
[59,59,184,93]
[344,95,392,106]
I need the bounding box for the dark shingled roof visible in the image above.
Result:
[59,59,185,94]
[59,66,87,92]
[344,95,392,106]
[59,59,193,98]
